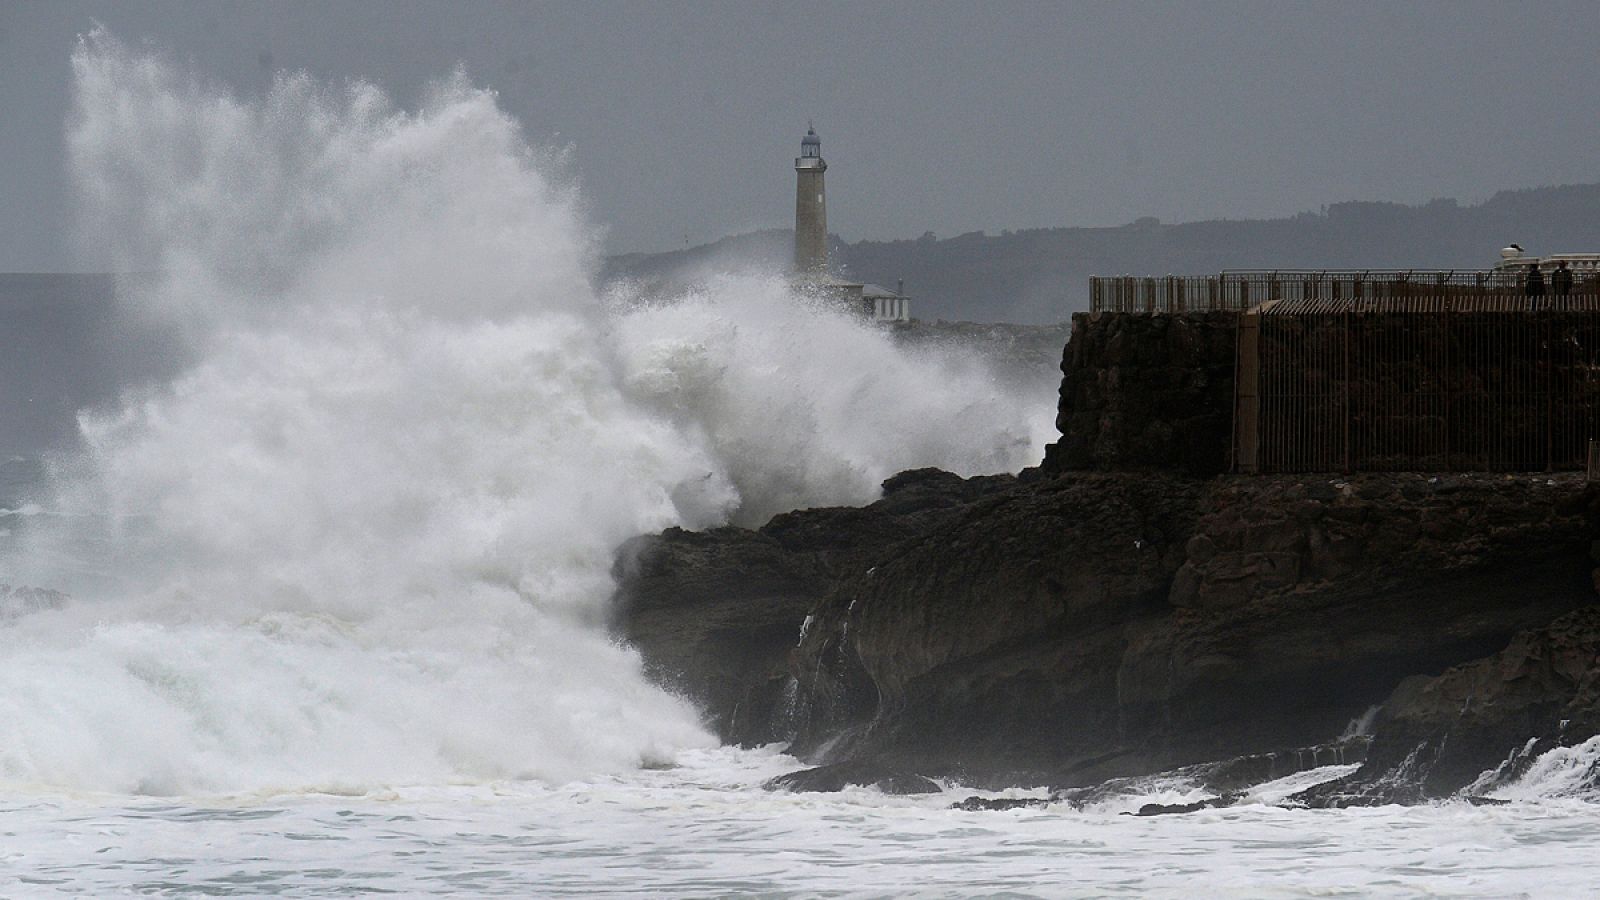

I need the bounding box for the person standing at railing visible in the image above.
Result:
[1525,263,1546,304]
[1551,260,1574,297]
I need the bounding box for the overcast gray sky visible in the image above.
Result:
[3,0,1599,272]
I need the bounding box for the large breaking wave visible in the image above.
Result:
[0,31,1051,795]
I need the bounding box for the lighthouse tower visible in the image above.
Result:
[794,125,828,277]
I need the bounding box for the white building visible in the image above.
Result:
[1494,244,1600,274]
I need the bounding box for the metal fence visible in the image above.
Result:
[1090,270,1600,314]
[1233,295,1600,473]
[1089,276,1239,314]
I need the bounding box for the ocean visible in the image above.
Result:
[5,748,1600,896]
[1,27,1596,897]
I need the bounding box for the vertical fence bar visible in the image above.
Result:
[1546,315,1554,471]
[1448,304,1457,472]
[1233,307,1261,473]
[1343,307,1352,472]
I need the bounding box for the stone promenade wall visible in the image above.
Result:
[1043,311,1238,477]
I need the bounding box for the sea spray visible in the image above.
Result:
[610,275,1050,525]
[0,30,1052,795]
[1483,735,1600,801]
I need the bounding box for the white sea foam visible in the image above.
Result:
[4,753,1599,897]
[0,31,1051,796]
[1487,735,1600,802]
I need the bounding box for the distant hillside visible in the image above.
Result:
[603,184,1600,324]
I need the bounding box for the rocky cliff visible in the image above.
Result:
[611,469,1016,746]
[1299,604,1600,805]
[613,311,1600,801]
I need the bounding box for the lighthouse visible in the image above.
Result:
[785,124,911,321]
[794,125,828,277]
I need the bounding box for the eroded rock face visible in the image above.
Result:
[612,526,825,746]
[1120,473,1597,771]
[764,758,941,795]
[616,468,1600,790]
[787,472,1201,783]
[611,468,1016,746]
[1297,605,1600,806]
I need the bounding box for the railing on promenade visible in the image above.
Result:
[1233,292,1600,475]
[1089,275,1235,314]
[1089,270,1598,314]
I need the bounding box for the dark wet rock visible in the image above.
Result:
[616,467,1598,788]
[1114,472,1596,783]
[951,796,1054,812]
[871,772,942,795]
[611,526,824,747]
[1129,794,1240,817]
[1296,606,1600,806]
[765,759,941,795]
[1056,738,1366,812]
[1170,738,1369,796]
[784,467,1596,787]
[611,469,1016,746]
[788,471,1203,781]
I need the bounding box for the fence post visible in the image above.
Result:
[1233,306,1262,473]
[1547,316,1555,472]
[1343,308,1352,472]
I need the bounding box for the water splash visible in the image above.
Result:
[0,31,1050,796]
[1485,735,1600,801]
[1339,705,1382,741]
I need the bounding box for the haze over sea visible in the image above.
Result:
[2,31,1598,897]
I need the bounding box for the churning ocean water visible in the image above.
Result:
[2,28,1598,898]
[5,748,1600,896]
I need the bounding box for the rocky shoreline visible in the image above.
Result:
[612,312,1600,806]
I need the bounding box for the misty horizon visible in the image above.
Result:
[5,1,1600,271]
[7,180,1598,277]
